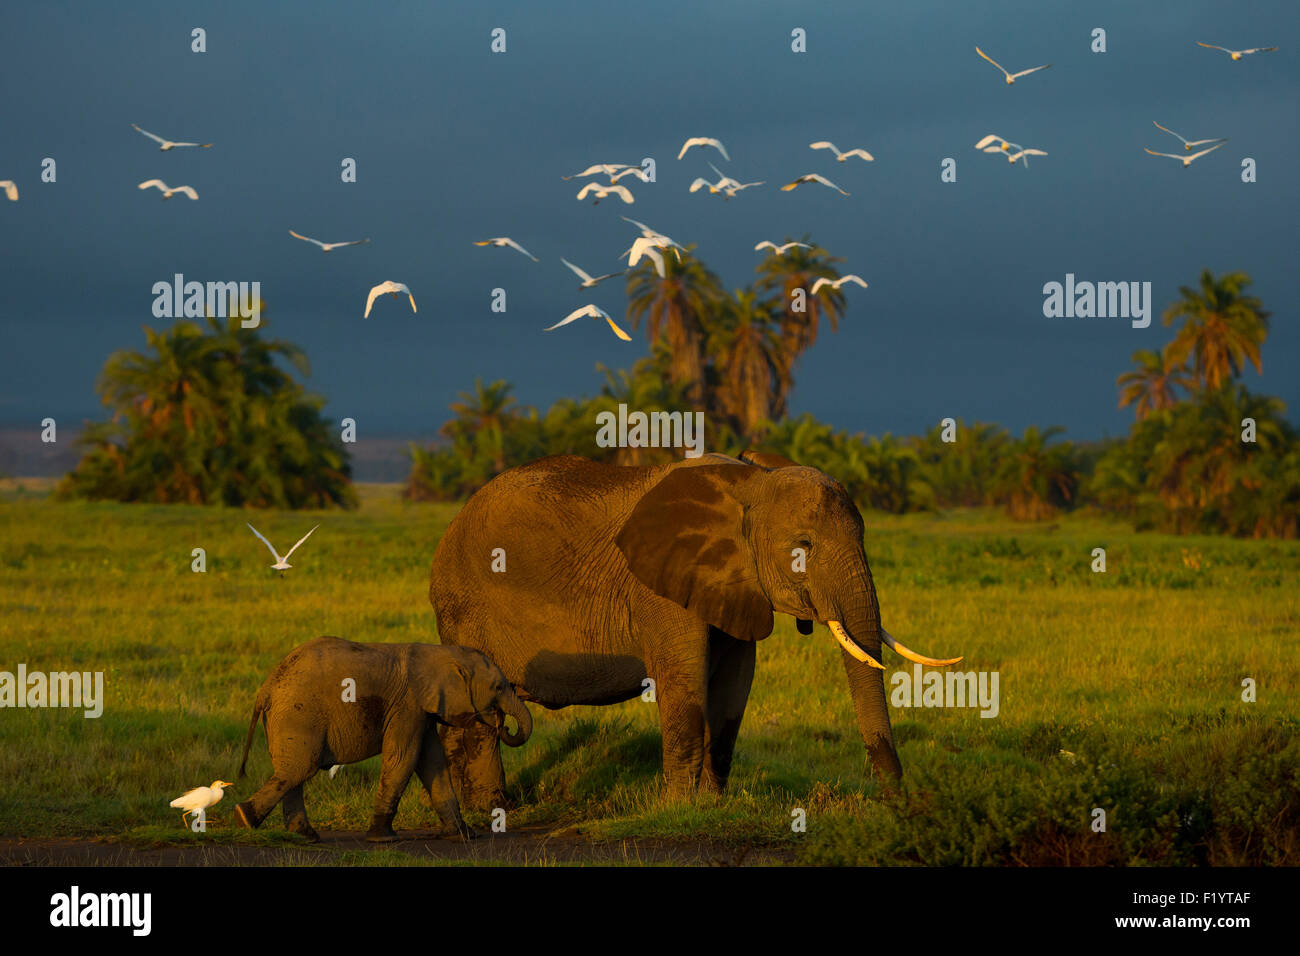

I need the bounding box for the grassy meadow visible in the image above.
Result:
[1,480,1297,865]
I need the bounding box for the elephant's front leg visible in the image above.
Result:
[416,725,472,840]
[441,722,507,812]
[366,726,422,842]
[648,621,712,795]
[701,629,756,794]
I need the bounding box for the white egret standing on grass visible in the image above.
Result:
[247,523,319,570]
[170,781,233,826]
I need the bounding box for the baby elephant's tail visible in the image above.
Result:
[237,684,272,779]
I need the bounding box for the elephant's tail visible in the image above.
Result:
[237,684,271,779]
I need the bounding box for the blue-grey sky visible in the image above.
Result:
[1,0,1295,444]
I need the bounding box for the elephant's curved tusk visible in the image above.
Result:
[828,621,885,670]
[881,629,963,667]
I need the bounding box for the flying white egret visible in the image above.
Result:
[1144,142,1226,167]
[707,162,740,189]
[138,179,198,200]
[131,124,212,150]
[620,217,685,257]
[810,275,868,294]
[975,47,1052,84]
[247,523,319,570]
[1005,148,1048,165]
[809,141,874,162]
[1196,42,1277,60]
[610,166,650,183]
[626,236,667,277]
[474,237,539,261]
[677,137,729,161]
[0,181,16,201]
[754,240,812,255]
[562,163,632,180]
[722,181,763,198]
[780,173,849,196]
[364,281,416,318]
[561,258,620,289]
[289,230,371,252]
[576,181,635,205]
[170,781,233,826]
[544,304,633,341]
[1152,121,1227,152]
[689,177,721,194]
[974,134,1020,153]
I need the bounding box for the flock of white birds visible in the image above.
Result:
[971,40,1276,171]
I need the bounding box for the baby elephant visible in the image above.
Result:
[234,636,532,842]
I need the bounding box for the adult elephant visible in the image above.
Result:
[428,450,960,808]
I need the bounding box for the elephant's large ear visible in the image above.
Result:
[616,465,773,642]
[740,449,801,470]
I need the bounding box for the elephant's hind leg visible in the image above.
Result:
[281,784,318,842]
[701,630,756,794]
[236,760,316,833]
[442,723,507,813]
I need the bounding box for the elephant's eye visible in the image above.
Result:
[794,536,812,550]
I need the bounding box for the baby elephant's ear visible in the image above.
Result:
[616,465,773,642]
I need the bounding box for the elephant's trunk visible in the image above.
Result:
[496,692,532,747]
[833,565,903,782]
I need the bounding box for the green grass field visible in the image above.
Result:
[1,481,1297,865]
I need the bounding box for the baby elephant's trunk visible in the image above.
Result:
[496,692,532,747]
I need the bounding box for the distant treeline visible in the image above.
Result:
[56,256,1299,537]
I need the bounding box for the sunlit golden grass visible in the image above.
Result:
[1,484,1296,864]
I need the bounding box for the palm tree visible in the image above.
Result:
[994,426,1080,520]
[1162,269,1270,392]
[706,289,788,440]
[60,309,354,509]
[625,246,723,407]
[442,378,520,474]
[1117,348,1195,419]
[754,239,846,412]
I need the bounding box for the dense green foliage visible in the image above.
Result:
[408,262,1297,537]
[58,314,355,509]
